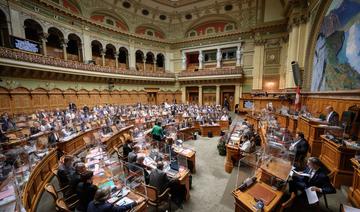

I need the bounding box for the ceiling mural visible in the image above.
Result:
[90,11,129,31]
[135,25,166,39]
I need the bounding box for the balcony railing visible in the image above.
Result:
[0,47,175,78]
[178,67,243,77]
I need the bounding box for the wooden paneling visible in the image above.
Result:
[0,87,180,114]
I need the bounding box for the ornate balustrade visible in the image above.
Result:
[0,47,174,78]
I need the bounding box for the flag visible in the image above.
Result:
[295,86,301,111]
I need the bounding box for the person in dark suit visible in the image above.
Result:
[122,139,132,160]
[325,106,339,126]
[48,128,60,146]
[57,155,74,188]
[149,162,172,194]
[289,132,309,162]
[87,187,137,212]
[69,102,77,112]
[76,171,98,212]
[149,162,185,207]
[127,146,139,163]
[70,162,87,191]
[224,97,230,111]
[289,157,336,195]
[0,128,9,143]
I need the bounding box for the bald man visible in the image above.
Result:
[325,106,339,126]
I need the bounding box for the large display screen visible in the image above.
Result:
[10,36,40,53]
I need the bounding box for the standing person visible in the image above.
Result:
[224,97,230,111]
[151,121,165,142]
[76,171,98,212]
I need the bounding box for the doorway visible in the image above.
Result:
[147,92,157,105]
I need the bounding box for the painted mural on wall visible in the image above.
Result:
[311,0,360,91]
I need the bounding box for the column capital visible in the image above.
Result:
[61,39,68,48]
[40,33,49,41]
[100,50,106,56]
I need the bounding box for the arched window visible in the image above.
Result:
[24,19,43,42]
[0,10,9,47]
[67,33,82,62]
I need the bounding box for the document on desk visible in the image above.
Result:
[305,188,319,204]
[291,170,311,177]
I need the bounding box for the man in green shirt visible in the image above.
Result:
[151,121,165,141]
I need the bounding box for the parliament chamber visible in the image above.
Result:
[0,0,359,212]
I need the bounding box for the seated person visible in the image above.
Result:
[150,162,186,206]
[76,171,98,212]
[289,132,309,162]
[289,157,336,195]
[70,162,87,191]
[57,155,75,188]
[149,162,171,194]
[130,156,149,184]
[325,106,339,126]
[122,140,132,160]
[128,146,140,163]
[0,128,9,143]
[48,127,60,146]
[30,121,41,135]
[239,135,253,153]
[87,187,137,212]
[220,113,229,121]
[62,126,73,137]
[151,121,165,141]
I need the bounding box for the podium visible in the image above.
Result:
[297,116,327,156]
[349,158,360,208]
[319,135,357,188]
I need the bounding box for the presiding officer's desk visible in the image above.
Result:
[319,135,358,188]
[349,158,360,208]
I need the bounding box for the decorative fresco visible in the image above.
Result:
[311,0,360,91]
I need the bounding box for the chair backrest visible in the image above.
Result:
[145,184,158,202]
[56,198,71,212]
[45,183,58,201]
[327,171,336,186]
[111,126,118,133]
[278,192,296,212]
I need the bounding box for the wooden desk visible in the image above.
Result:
[246,114,260,131]
[22,149,58,212]
[178,127,196,141]
[319,135,357,188]
[218,120,229,131]
[348,158,360,208]
[259,157,292,183]
[233,181,284,212]
[275,113,289,129]
[297,116,327,156]
[225,144,240,173]
[173,146,196,173]
[200,124,221,136]
[288,116,298,134]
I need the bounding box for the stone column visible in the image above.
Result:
[236,44,241,66]
[181,86,186,104]
[41,33,48,56]
[100,50,106,66]
[198,50,203,70]
[181,52,187,70]
[252,40,265,90]
[61,39,68,61]
[216,48,222,68]
[129,44,136,70]
[215,85,220,105]
[154,61,157,72]
[198,85,203,106]
[143,56,146,71]
[234,84,241,106]
[114,51,119,69]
